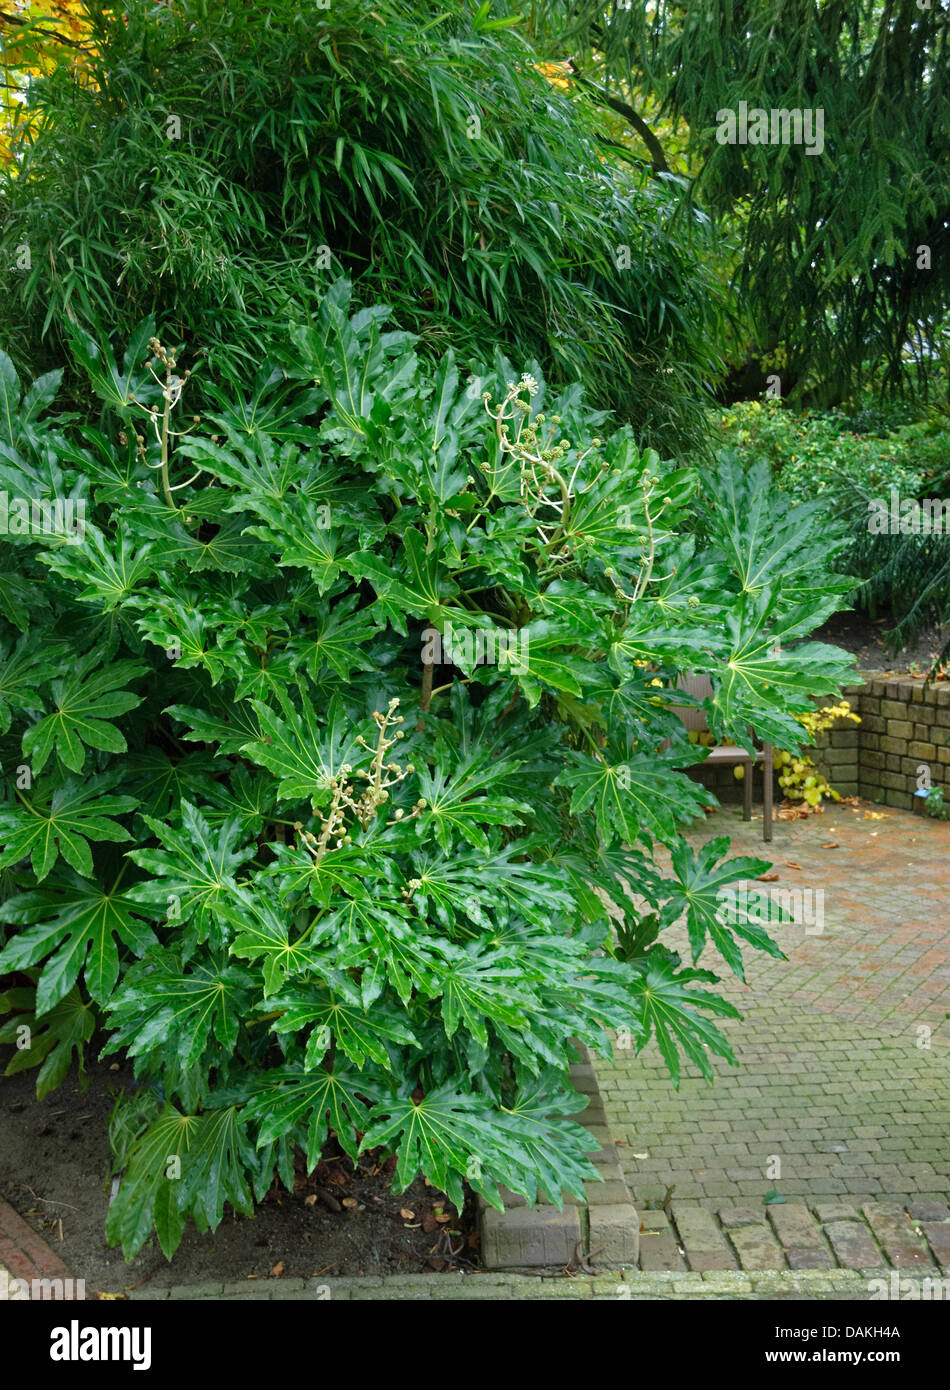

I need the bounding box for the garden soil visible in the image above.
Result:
[813,610,949,676]
[0,1052,477,1294]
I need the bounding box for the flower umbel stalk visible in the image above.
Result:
[295,698,423,863]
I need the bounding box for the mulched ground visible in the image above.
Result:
[0,1053,478,1295]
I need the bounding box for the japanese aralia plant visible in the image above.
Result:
[0,283,856,1258]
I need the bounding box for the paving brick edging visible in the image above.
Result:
[478,1044,640,1269]
[0,1196,86,1298]
[648,1200,950,1275]
[123,1267,950,1300]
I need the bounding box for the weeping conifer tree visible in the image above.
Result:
[530,0,950,408]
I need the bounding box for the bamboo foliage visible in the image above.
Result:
[0,0,727,453]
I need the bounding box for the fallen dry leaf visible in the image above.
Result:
[863,811,885,820]
[821,841,839,849]
[399,1208,415,1220]
[784,861,802,870]
[757,871,780,882]
[434,1213,452,1224]
[304,1194,317,1208]
[269,1261,284,1278]
[342,1197,358,1209]
[777,800,824,821]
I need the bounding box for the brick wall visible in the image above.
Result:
[807,681,862,802]
[682,678,950,812]
[837,676,950,811]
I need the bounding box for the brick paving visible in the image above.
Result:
[600,802,950,1270]
[0,1196,83,1299]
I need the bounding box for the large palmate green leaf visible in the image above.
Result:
[0,776,138,881]
[241,690,364,805]
[262,835,388,907]
[243,497,344,592]
[0,348,23,443]
[706,456,853,606]
[302,595,383,680]
[267,983,419,1069]
[0,978,96,1100]
[433,939,537,1046]
[177,431,310,502]
[476,619,600,708]
[0,873,157,1012]
[65,314,157,414]
[133,513,270,576]
[129,585,244,682]
[659,836,787,981]
[0,565,39,632]
[407,846,575,931]
[126,801,256,958]
[164,697,264,756]
[105,1104,256,1261]
[175,1106,257,1234]
[707,590,858,746]
[40,522,155,610]
[344,526,461,630]
[105,1106,199,1260]
[313,898,444,1007]
[0,633,50,733]
[21,650,146,774]
[555,749,710,845]
[586,670,697,744]
[498,1074,601,1207]
[649,539,734,621]
[240,1063,379,1168]
[626,950,741,1085]
[413,754,534,853]
[198,764,276,834]
[123,751,222,820]
[223,891,316,996]
[360,1082,535,1211]
[608,615,722,671]
[533,577,615,641]
[105,950,256,1074]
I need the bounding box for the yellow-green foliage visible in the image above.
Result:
[776,701,861,806]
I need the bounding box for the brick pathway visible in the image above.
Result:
[600,802,950,1270]
[0,1196,83,1299]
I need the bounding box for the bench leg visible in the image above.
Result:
[743,760,752,820]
